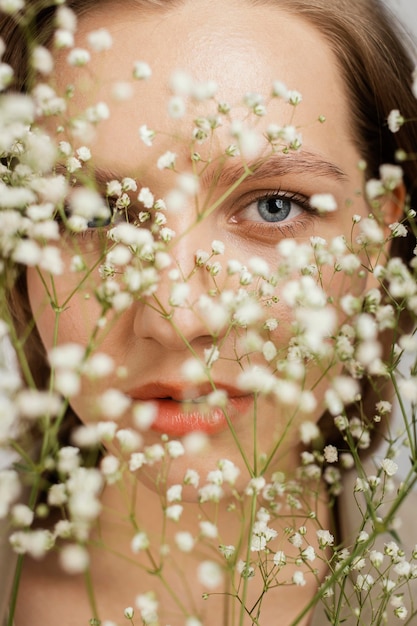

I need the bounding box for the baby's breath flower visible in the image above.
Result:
[175,531,195,552]
[157,150,177,170]
[166,484,182,503]
[131,531,150,553]
[168,95,186,118]
[292,570,306,586]
[199,520,218,539]
[317,529,334,548]
[183,468,200,489]
[135,592,158,624]
[11,504,34,528]
[0,0,24,14]
[299,421,320,445]
[323,445,338,463]
[96,389,131,420]
[67,47,91,67]
[31,46,54,75]
[133,60,152,80]
[381,458,399,477]
[124,607,134,619]
[165,504,183,521]
[87,28,113,52]
[197,560,224,589]
[355,573,374,591]
[310,193,337,213]
[59,544,89,574]
[387,109,404,133]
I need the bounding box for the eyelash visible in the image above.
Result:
[57,200,137,238]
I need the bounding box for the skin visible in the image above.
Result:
[20,1,400,624]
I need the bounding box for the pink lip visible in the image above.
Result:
[128,382,253,437]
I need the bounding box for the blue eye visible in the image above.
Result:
[257,197,292,222]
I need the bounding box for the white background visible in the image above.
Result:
[386,0,417,44]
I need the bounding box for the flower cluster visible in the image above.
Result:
[0,2,417,626]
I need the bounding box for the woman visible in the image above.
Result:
[1,0,417,624]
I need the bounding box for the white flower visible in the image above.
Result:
[166,484,182,503]
[181,358,207,384]
[57,446,80,474]
[76,146,91,162]
[355,573,374,591]
[129,452,146,472]
[138,124,155,146]
[381,458,399,477]
[31,46,54,75]
[131,531,150,553]
[292,570,306,586]
[165,504,183,521]
[116,428,142,452]
[132,402,157,430]
[124,607,134,619]
[11,504,34,528]
[199,521,218,539]
[96,389,131,419]
[157,150,177,170]
[10,529,53,559]
[211,239,225,255]
[380,163,403,190]
[67,48,91,67]
[245,476,266,495]
[387,109,404,133]
[299,421,320,445]
[317,529,334,548]
[56,5,77,31]
[170,282,190,307]
[138,187,154,209]
[87,28,113,52]
[197,560,224,589]
[166,440,185,459]
[175,531,194,552]
[54,29,74,49]
[168,95,186,118]
[323,445,338,464]
[59,544,89,574]
[398,377,417,403]
[310,193,337,213]
[185,618,203,626]
[0,62,13,89]
[0,0,24,14]
[394,606,408,620]
[230,121,262,158]
[47,484,67,507]
[135,592,158,624]
[12,239,41,266]
[69,187,109,222]
[273,551,286,567]
[301,546,316,562]
[183,468,200,488]
[365,179,385,201]
[169,69,193,95]
[144,443,165,464]
[17,389,62,420]
[272,80,290,101]
[133,61,152,80]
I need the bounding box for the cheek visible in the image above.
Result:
[26,266,102,350]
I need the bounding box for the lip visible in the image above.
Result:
[128,382,253,437]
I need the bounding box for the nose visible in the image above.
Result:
[132,217,222,351]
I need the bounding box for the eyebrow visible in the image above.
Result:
[54,150,347,193]
[201,150,348,190]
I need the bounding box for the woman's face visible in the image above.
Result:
[27,0,382,486]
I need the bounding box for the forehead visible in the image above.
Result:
[54,0,357,174]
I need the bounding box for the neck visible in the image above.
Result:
[88,470,332,625]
